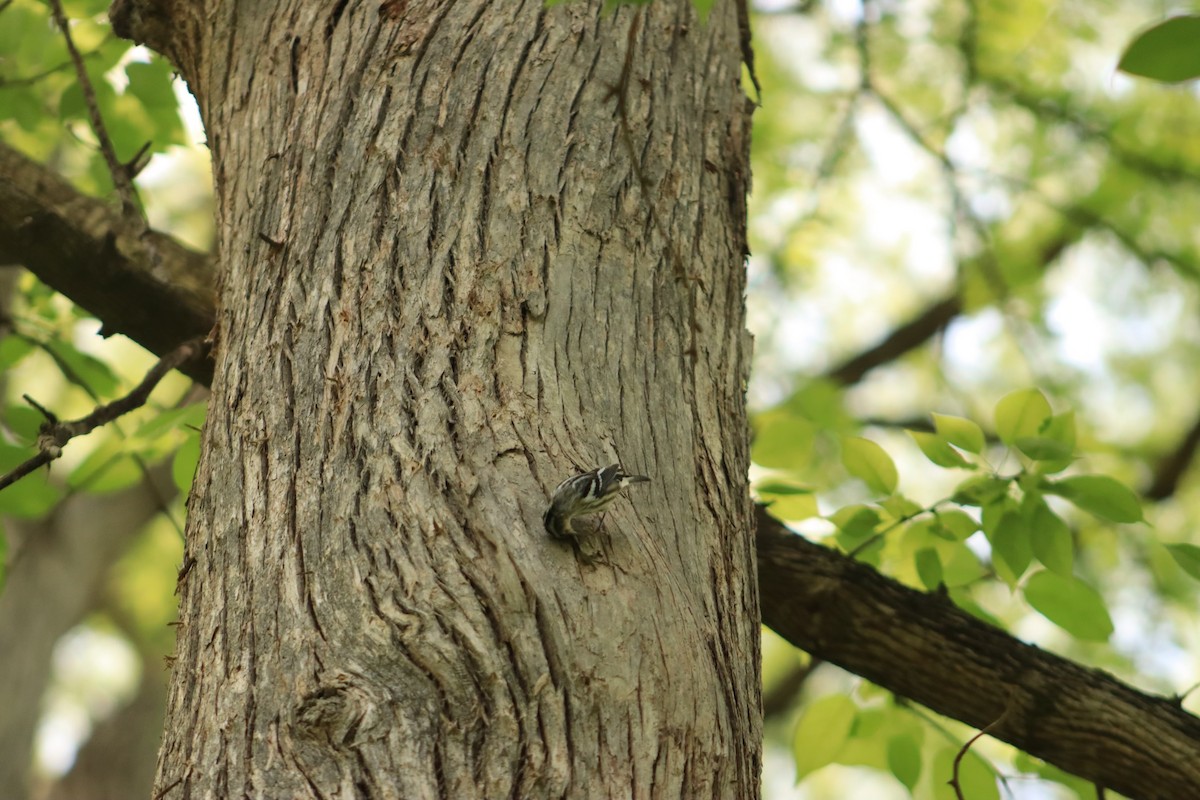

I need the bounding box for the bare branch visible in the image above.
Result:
[824,293,962,385]
[47,0,144,226]
[0,337,208,493]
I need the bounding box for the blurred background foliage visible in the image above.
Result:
[747,1,1200,797]
[1,0,1198,797]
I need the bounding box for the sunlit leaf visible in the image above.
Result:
[994,388,1051,446]
[793,693,856,780]
[989,512,1031,584]
[915,548,943,590]
[756,478,819,520]
[932,413,985,453]
[880,494,922,519]
[935,509,980,541]
[950,475,1010,506]
[1024,571,1114,641]
[1046,475,1143,523]
[887,733,922,790]
[752,416,815,470]
[787,379,853,431]
[1027,498,1073,575]
[1015,436,1073,462]
[768,493,821,521]
[909,430,972,468]
[830,505,882,552]
[940,544,988,587]
[842,436,897,495]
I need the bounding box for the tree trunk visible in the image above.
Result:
[140,0,759,796]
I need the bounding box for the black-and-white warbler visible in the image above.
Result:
[543,463,650,539]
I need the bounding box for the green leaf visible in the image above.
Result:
[935,509,979,541]
[940,544,988,587]
[915,548,943,590]
[994,388,1051,446]
[755,480,813,496]
[990,512,1031,584]
[756,478,818,520]
[132,402,208,441]
[768,493,821,521]
[1027,499,1074,576]
[950,475,1010,506]
[89,455,144,493]
[1047,475,1143,523]
[0,473,62,518]
[1016,412,1076,465]
[886,733,922,790]
[880,494,922,519]
[42,339,120,397]
[830,505,881,535]
[932,748,999,800]
[1118,16,1200,82]
[932,413,985,453]
[842,436,898,495]
[68,441,142,493]
[172,434,201,492]
[909,430,972,468]
[4,404,45,444]
[949,588,1003,627]
[830,505,881,552]
[1024,571,1114,641]
[0,337,34,370]
[1165,543,1200,581]
[1040,411,1076,449]
[752,416,815,470]
[787,379,853,431]
[793,694,856,780]
[1014,436,1074,462]
[124,58,186,146]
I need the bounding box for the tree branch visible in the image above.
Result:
[755,506,1200,799]
[48,0,144,224]
[0,142,215,384]
[0,337,207,492]
[1147,411,1200,501]
[824,292,961,385]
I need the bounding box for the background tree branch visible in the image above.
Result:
[756,505,1200,799]
[0,142,214,384]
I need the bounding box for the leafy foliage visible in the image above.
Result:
[748,0,1200,794]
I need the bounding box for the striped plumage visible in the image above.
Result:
[543,463,650,539]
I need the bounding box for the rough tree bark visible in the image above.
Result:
[116,0,760,797]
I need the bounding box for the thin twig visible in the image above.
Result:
[0,337,207,492]
[46,0,144,226]
[949,703,1010,800]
